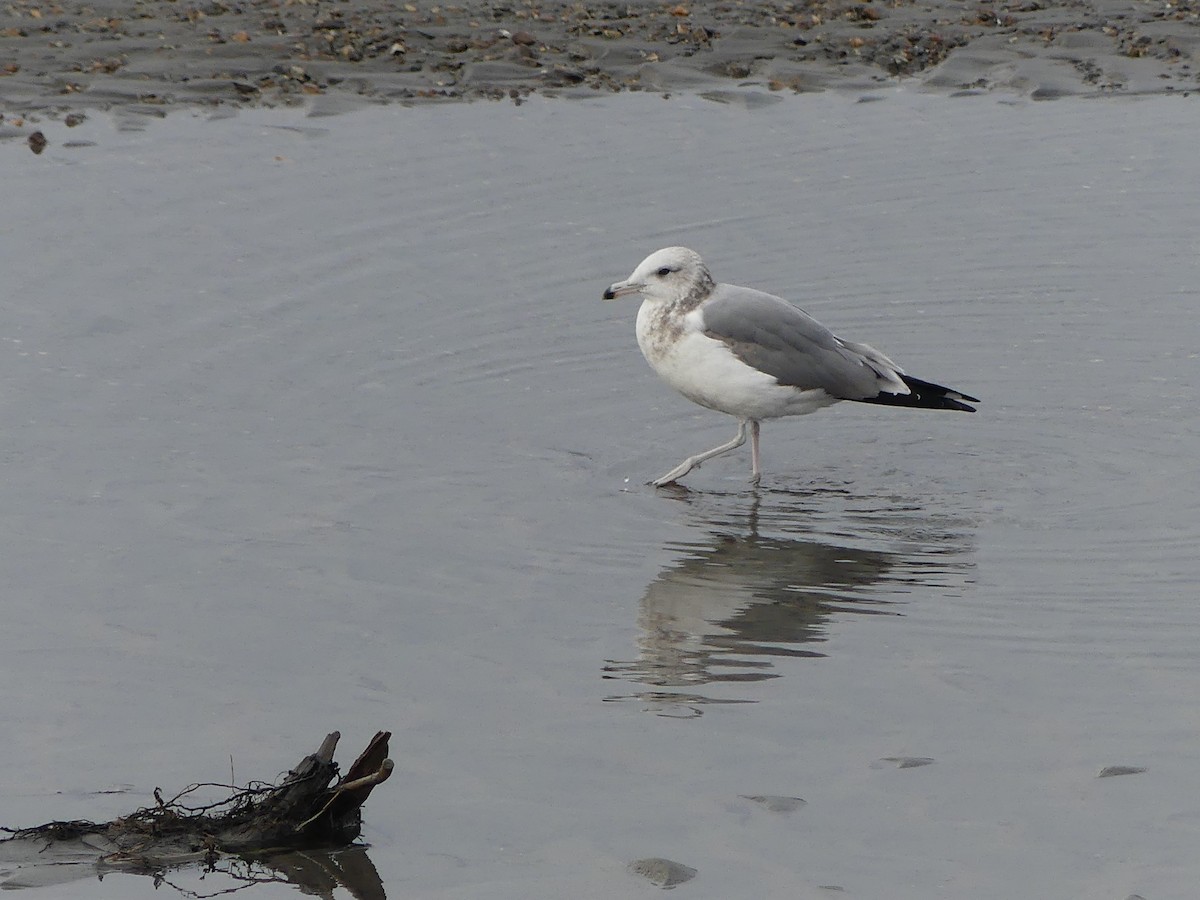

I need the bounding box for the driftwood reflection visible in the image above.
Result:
[0,841,386,898]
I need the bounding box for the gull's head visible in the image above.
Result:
[603,247,713,304]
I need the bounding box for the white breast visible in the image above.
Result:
[636,301,838,420]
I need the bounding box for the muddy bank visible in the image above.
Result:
[0,0,1198,118]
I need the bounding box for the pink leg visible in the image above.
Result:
[652,419,750,487]
[749,419,762,485]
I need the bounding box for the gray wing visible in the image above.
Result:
[699,284,908,400]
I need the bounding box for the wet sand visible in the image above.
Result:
[1,0,1198,118]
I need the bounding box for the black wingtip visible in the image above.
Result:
[859,375,979,412]
[943,398,978,413]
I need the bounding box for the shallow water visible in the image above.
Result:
[2,89,1199,898]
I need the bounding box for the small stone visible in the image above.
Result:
[1098,765,1147,778]
[741,794,807,813]
[628,857,697,888]
[877,756,936,769]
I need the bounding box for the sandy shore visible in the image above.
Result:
[1,0,1198,120]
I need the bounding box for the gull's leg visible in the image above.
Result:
[652,419,749,487]
[749,419,762,485]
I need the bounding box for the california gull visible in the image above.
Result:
[603,246,979,487]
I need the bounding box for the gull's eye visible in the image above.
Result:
[656,266,673,277]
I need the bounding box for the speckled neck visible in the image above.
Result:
[674,267,715,314]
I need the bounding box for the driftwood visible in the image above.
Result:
[0,731,392,894]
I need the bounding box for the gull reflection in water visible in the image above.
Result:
[605,487,972,717]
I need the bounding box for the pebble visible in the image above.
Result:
[628,857,697,888]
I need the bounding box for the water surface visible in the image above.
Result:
[2,90,1198,898]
